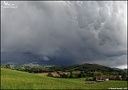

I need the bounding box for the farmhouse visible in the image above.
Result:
[114,75,122,80]
[96,76,109,82]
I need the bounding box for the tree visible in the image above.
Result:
[126,76,128,81]
[78,71,85,78]
[0,64,4,68]
[5,64,11,69]
[121,72,127,80]
[69,70,73,78]
[86,72,93,77]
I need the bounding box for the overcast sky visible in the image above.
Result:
[1,1,127,69]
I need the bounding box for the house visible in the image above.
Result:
[114,75,122,80]
[96,76,109,82]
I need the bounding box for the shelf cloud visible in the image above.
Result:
[1,1,127,68]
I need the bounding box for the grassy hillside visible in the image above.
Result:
[1,68,127,89]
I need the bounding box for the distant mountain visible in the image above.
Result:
[123,68,128,72]
[112,68,122,71]
[112,68,128,72]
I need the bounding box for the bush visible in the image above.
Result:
[61,74,69,78]
[47,72,53,77]
[93,71,103,77]
[86,77,93,81]
[93,77,96,81]
[72,73,77,78]
[78,71,86,78]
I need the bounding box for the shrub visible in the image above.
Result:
[5,64,11,69]
[86,77,93,81]
[47,72,53,77]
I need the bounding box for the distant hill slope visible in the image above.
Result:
[123,69,128,72]
[52,63,116,72]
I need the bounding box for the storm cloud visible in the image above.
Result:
[1,1,127,68]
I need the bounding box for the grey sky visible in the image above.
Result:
[1,1,127,68]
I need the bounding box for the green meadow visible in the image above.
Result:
[1,68,127,89]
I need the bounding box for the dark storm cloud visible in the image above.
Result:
[1,1,127,68]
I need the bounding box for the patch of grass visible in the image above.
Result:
[1,68,127,89]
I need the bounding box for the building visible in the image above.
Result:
[96,76,109,82]
[114,75,122,80]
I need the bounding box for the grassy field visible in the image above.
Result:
[1,68,127,89]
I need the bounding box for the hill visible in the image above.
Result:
[50,63,117,72]
[1,68,127,89]
[12,63,125,74]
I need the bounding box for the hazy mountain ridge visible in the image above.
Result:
[1,52,127,71]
